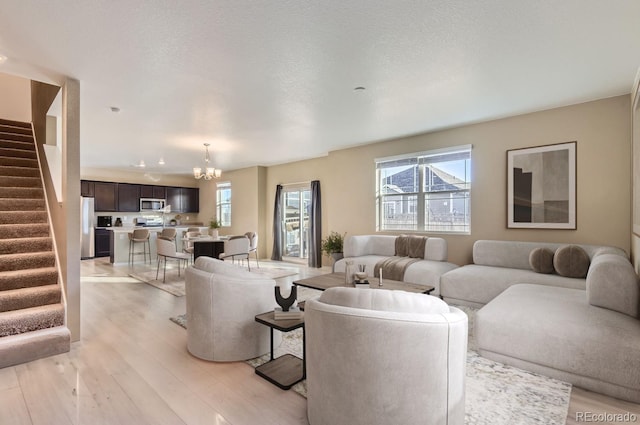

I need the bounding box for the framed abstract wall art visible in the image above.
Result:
[507,141,576,229]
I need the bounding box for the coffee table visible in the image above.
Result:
[294,272,435,294]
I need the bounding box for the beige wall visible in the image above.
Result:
[0,73,31,122]
[234,95,630,266]
[198,166,269,255]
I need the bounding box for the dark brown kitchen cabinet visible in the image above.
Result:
[183,187,199,213]
[94,182,117,212]
[117,183,141,212]
[166,187,183,212]
[94,228,111,257]
[80,180,94,197]
[140,185,154,198]
[140,185,166,200]
[165,187,199,213]
[152,185,166,199]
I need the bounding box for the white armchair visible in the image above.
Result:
[185,257,281,361]
[305,287,468,425]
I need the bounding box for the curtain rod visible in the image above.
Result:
[281,181,311,186]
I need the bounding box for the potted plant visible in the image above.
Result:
[209,219,222,238]
[321,231,345,263]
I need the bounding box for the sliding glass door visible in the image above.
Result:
[282,186,311,260]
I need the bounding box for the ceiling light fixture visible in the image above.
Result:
[354,86,366,91]
[158,157,165,165]
[193,143,222,180]
[110,106,120,112]
[138,160,146,168]
[0,54,8,64]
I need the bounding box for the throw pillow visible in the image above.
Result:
[553,245,590,278]
[529,247,555,274]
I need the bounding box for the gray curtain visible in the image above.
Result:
[271,184,283,261]
[308,180,322,268]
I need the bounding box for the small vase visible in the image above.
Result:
[330,252,344,263]
[209,229,219,239]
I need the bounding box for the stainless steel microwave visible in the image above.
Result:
[140,198,166,212]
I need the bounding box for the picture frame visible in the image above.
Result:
[507,141,576,229]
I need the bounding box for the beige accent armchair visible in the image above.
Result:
[185,257,281,361]
[305,287,468,425]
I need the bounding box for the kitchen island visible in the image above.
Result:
[108,226,210,266]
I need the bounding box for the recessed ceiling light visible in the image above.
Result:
[0,54,8,64]
[138,160,146,168]
[110,106,120,113]
[158,158,165,165]
[354,86,366,91]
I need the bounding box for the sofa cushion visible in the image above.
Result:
[476,284,640,398]
[586,253,640,317]
[553,245,590,278]
[440,264,585,306]
[529,247,555,274]
[319,287,449,314]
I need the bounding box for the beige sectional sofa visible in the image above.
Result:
[441,240,640,403]
[333,235,459,295]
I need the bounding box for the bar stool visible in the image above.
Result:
[128,229,151,264]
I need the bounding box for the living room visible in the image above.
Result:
[1,2,640,424]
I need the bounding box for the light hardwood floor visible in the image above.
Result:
[1,258,638,425]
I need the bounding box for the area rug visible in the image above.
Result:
[131,266,298,298]
[129,270,186,296]
[253,267,298,279]
[170,293,571,424]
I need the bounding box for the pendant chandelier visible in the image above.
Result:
[193,143,222,180]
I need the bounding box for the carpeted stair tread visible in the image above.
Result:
[0,237,52,255]
[0,156,38,168]
[0,140,35,151]
[0,147,36,160]
[0,124,31,135]
[0,223,49,239]
[0,187,43,199]
[0,211,47,225]
[0,118,31,129]
[0,132,33,143]
[0,199,45,211]
[0,267,58,290]
[0,166,40,178]
[0,251,55,272]
[0,326,70,369]
[0,175,42,188]
[0,303,64,337]
[0,284,61,312]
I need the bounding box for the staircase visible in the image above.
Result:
[0,118,70,368]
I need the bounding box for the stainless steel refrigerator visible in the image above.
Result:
[81,197,95,259]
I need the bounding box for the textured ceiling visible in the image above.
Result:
[0,0,639,178]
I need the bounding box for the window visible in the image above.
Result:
[376,145,471,234]
[216,182,231,226]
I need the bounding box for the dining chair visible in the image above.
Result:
[156,236,191,282]
[183,231,202,263]
[219,236,251,270]
[244,231,259,268]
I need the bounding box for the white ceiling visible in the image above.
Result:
[1,0,639,178]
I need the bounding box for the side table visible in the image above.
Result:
[254,311,305,390]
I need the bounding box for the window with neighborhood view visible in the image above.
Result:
[376,145,471,233]
[216,182,232,226]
